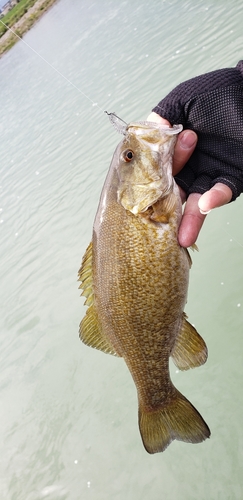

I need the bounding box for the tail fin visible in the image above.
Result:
[139,390,210,454]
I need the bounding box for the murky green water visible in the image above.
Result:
[1,0,243,498]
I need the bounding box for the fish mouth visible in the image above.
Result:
[128,122,183,135]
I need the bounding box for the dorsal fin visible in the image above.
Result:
[80,305,121,356]
[78,242,121,357]
[78,242,94,305]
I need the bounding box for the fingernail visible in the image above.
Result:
[180,131,197,149]
[199,208,211,215]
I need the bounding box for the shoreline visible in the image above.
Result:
[0,0,58,56]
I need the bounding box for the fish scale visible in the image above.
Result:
[78,120,210,453]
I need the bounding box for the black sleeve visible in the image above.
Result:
[152,60,243,201]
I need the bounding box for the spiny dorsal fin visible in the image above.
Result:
[78,242,93,305]
[171,313,208,370]
[78,242,121,357]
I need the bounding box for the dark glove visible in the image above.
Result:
[152,60,243,201]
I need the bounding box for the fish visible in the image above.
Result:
[78,118,210,454]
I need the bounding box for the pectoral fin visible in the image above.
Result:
[171,313,208,370]
[150,193,177,223]
[78,241,121,357]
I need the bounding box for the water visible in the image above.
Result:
[0,0,243,498]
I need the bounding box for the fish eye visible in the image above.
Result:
[123,150,134,162]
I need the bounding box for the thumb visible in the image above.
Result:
[173,130,198,176]
[146,114,198,176]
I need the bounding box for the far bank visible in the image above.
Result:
[0,0,58,56]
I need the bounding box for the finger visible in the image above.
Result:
[178,193,206,248]
[146,112,170,125]
[172,130,198,176]
[198,183,233,214]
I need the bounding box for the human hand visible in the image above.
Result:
[147,112,232,247]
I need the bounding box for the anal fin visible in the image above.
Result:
[171,313,208,370]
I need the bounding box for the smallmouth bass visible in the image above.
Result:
[78,119,210,453]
